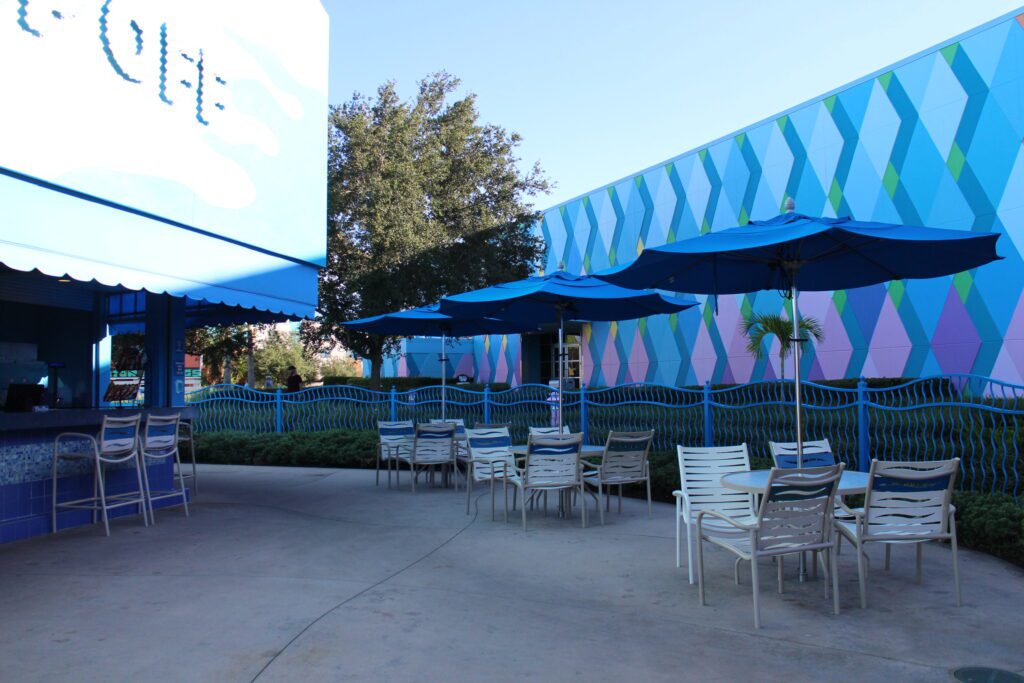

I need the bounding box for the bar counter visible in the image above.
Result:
[0,406,193,543]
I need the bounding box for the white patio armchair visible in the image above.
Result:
[675,444,754,584]
[835,458,961,608]
[583,430,655,519]
[513,433,586,531]
[430,418,469,488]
[696,464,845,629]
[376,420,414,488]
[465,426,519,521]
[396,423,456,492]
[768,439,836,469]
[527,425,569,441]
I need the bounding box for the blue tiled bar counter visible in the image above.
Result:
[0,408,192,543]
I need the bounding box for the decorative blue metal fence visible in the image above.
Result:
[186,374,1024,496]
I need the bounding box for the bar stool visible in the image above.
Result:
[52,414,149,536]
[176,419,199,494]
[140,413,190,521]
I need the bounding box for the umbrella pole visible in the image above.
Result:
[441,332,447,421]
[558,310,564,432]
[791,284,804,468]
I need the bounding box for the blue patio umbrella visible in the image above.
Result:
[343,305,538,419]
[438,271,699,428]
[597,204,1002,465]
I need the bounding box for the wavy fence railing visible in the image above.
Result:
[187,374,1024,496]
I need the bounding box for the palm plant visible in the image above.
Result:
[740,313,824,380]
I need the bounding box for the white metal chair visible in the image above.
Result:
[513,433,585,531]
[376,420,414,488]
[675,444,754,584]
[176,419,199,494]
[696,464,845,629]
[528,425,569,441]
[583,430,655,519]
[465,426,519,521]
[431,418,469,487]
[139,414,190,521]
[835,458,961,608]
[397,423,456,492]
[768,439,835,469]
[52,414,149,536]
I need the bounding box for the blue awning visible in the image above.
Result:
[0,169,320,319]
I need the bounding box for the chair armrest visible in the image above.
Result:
[837,499,863,519]
[697,509,757,531]
[581,460,600,471]
[672,490,684,498]
[54,432,99,455]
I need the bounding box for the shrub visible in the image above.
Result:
[953,491,1024,567]
[322,376,511,392]
[194,430,379,469]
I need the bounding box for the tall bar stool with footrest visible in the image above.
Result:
[140,413,190,522]
[52,414,149,536]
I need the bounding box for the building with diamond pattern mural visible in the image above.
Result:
[446,9,1023,388]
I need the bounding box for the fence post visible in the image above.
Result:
[275,388,283,433]
[703,381,714,447]
[857,377,870,472]
[483,384,491,424]
[580,383,589,444]
[389,386,397,422]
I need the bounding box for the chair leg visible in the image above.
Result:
[687,522,696,585]
[490,475,496,521]
[885,544,891,571]
[831,542,840,615]
[915,543,922,584]
[580,484,587,529]
[696,529,706,606]
[951,520,961,607]
[734,558,742,585]
[856,539,868,609]
[51,454,59,534]
[618,484,623,513]
[777,555,784,594]
[675,499,682,569]
[375,447,382,486]
[96,462,111,537]
[175,452,190,517]
[465,467,472,515]
[646,477,652,518]
[136,456,152,526]
[521,487,528,531]
[597,483,604,526]
[503,479,509,523]
[188,435,198,494]
[751,556,761,629]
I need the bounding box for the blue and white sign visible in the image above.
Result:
[0,0,328,316]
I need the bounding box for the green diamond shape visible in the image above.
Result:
[824,95,836,113]
[608,245,616,266]
[777,115,788,132]
[735,132,746,149]
[889,280,905,308]
[638,318,647,336]
[668,312,678,332]
[947,142,965,181]
[882,162,899,198]
[828,178,843,212]
[833,289,848,315]
[698,148,707,163]
[953,271,973,302]
[738,207,749,225]
[583,253,591,273]
[740,295,753,320]
[940,43,959,66]
[703,302,715,327]
[701,217,711,234]
[878,71,893,91]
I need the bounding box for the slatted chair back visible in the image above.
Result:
[524,434,582,488]
[99,414,142,456]
[528,425,569,442]
[768,439,835,469]
[378,420,414,450]
[756,464,844,553]
[465,427,515,481]
[676,444,752,520]
[143,413,181,453]
[430,418,467,438]
[412,423,456,464]
[862,459,960,540]
[598,430,654,483]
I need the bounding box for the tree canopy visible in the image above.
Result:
[740,312,824,380]
[304,72,549,385]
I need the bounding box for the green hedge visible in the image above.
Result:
[194,430,1024,568]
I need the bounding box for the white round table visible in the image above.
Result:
[720,469,868,495]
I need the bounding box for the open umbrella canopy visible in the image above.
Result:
[595,212,1002,294]
[342,304,538,337]
[437,270,698,322]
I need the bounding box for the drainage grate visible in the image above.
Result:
[953,667,1024,683]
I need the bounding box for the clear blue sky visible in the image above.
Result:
[322,1,1023,210]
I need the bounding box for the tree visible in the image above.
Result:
[740,312,824,380]
[252,329,318,387]
[305,72,549,387]
[186,326,252,384]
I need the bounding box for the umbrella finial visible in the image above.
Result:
[783,197,796,213]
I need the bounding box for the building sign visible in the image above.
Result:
[0,0,328,268]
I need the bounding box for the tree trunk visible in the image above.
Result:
[223,357,232,385]
[246,327,256,387]
[369,339,384,390]
[779,350,786,381]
